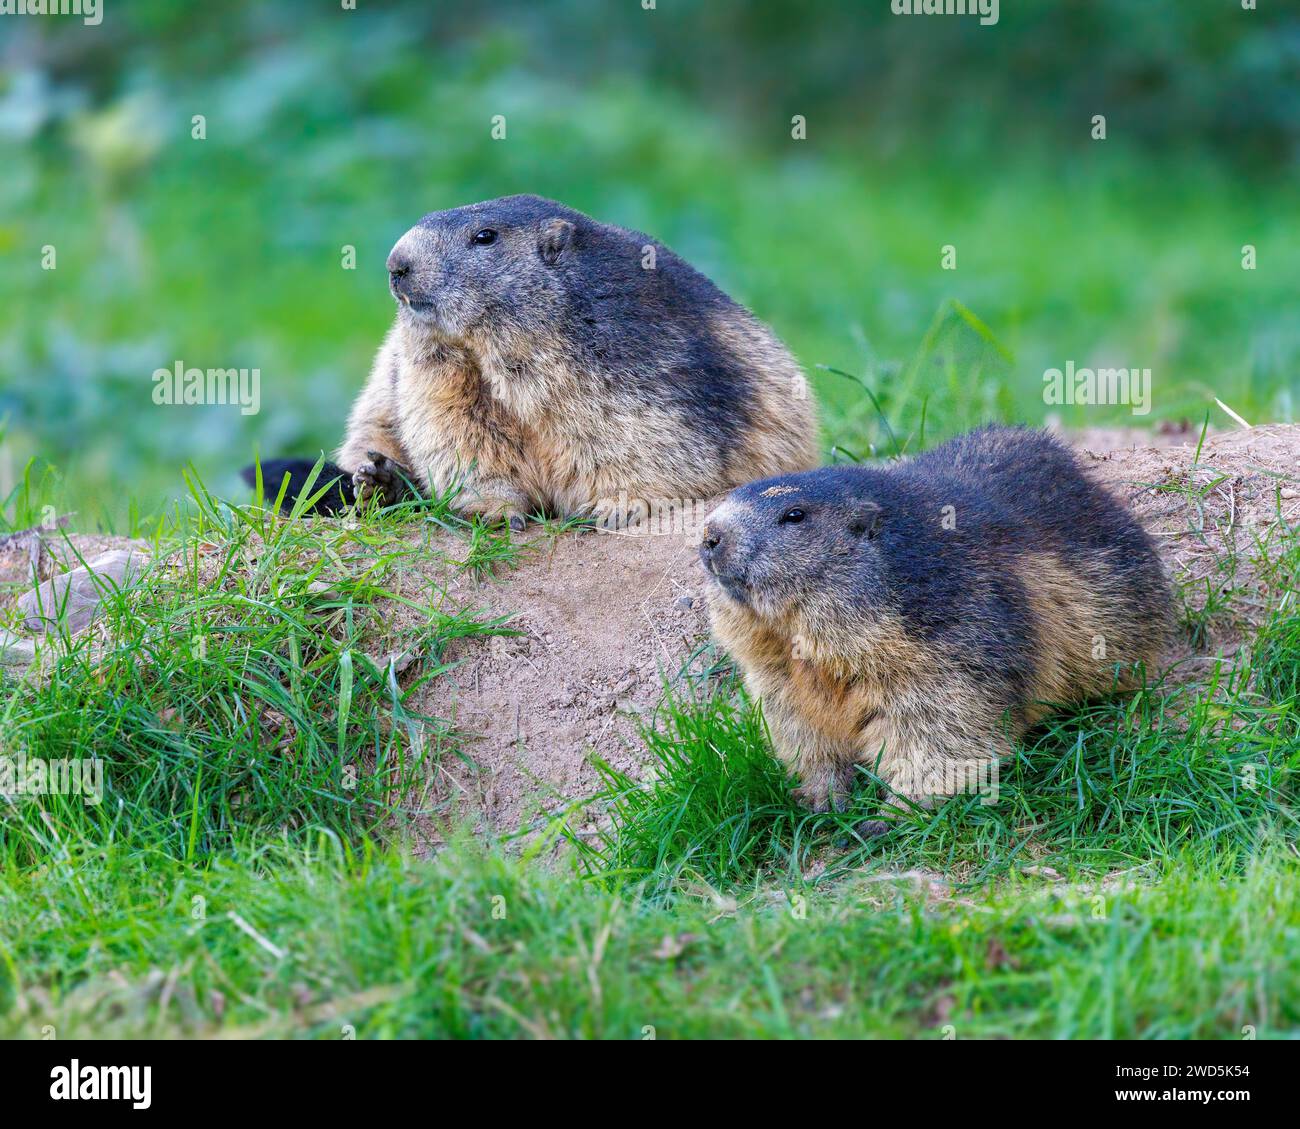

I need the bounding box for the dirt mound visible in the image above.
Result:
[413,512,717,838]
[4,426,1297,836]
[412,424,1300,834]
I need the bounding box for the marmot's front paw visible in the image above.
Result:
[352,451,410,508]
[455,481,531,532]
[794,762,858,813]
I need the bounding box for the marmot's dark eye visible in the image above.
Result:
[780,508,805,524]
[472,228,498,245]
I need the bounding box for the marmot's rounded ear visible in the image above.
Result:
[538,218,575,265]
[849,502,883,539]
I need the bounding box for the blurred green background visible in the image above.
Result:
[1,0,1296,528]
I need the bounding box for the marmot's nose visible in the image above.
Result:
[387,250,411,288]
[700,524,727,573]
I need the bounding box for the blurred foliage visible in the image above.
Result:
[0,1,1296,526]
[10,0,1300,164]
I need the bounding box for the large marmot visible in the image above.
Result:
[699,425,1173,813]
[252,195,819,527]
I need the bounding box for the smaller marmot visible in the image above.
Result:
[250,195,819,526]
[699,425,1173,813]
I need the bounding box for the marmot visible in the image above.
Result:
[249,195,819,526]
[699,425,1173,813]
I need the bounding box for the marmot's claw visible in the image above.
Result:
[454,482,531,530]
[794,784,833,814]
[855,819,891,839]
[591,496,650,532]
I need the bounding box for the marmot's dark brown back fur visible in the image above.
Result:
[699,425,1173,813]
[262,195,818,526]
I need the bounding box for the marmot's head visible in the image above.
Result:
[385,194,584,343]
[700,468,889,623]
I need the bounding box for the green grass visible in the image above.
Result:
[0,476,518,868]
[2,833,1296,1039]
[1,491,1293,1038]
